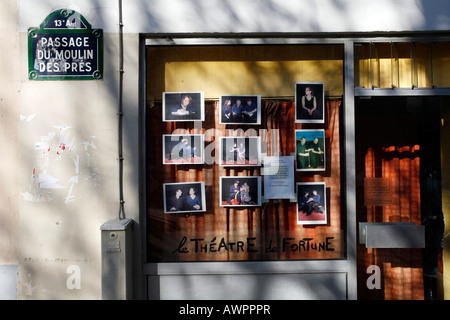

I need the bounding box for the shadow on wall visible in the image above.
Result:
[129,0,435,33]
[16,4,140,299]
[160,268,347,300]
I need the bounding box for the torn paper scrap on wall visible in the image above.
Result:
[22,125,100,204]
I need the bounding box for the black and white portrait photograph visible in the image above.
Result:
[295,129,326,172]
[220,176,261,207]
[219,95,261,125]
[163,182,206,214]
[295,82,325,123]
[162,134,204,164]
[163,91,204,122]
[219,136,261,167]
[296,182,327,225]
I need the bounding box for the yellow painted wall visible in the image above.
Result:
[355,42,450,88]
[147,45,343,100]
[434,42,450,88]
[442,102,450,300]
[165,60,343,99]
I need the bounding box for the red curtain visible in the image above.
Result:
[147,99,344,262]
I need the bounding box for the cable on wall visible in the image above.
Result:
[118,0,126,219]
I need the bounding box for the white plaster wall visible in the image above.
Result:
[18,0,450,34]
[0,0,20,300]
[13,0,142,295]
[0,266,18,300]
[16,30,140,299]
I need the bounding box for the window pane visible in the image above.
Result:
[146,44,346,262]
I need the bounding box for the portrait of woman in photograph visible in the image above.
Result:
[163,92,204,122]
[295,82,325,124]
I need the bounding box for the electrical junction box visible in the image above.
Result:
[100,218,133,300]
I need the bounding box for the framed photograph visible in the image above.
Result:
[295,82,325,123]
[296,182,327,225]
[219,95,261,125]
[220,176,261,207]
[163,182,206,214]
[162,134,204,164]
[219,136,261,167]
[295,129,325,172]
[163,92,204,122]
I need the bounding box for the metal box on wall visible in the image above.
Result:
[100,218,133,300]
[359,222,425,248]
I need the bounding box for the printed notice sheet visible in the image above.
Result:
[263,156,295,199]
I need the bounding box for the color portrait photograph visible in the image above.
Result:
[220,176,261,207]
[163,182,206,214]
[219,95,261,125]
[162,134,204,164]
[295,82,325,123]
[219,136,261,167]
[163,91,204,122]
[295,129,326,172]
[296,182,327,225]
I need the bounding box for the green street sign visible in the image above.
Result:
[28,9,103,80]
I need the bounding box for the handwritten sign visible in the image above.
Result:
[172,236,335,255]
[28,9,103,80]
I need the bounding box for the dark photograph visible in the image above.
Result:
[296,182,327,225]
[219,95,261,125]
[295,82,325,123]
[163,182,206,214]
[295,129,326,172]
[162,134,204,164]
[219,136,261,167]
[163,91,204,122]
[220,176,261,207]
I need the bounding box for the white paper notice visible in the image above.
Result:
[263,156,295,199]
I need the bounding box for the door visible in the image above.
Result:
[355,96,444,300]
